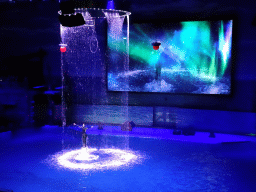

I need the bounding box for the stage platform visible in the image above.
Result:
[83,125,256,144]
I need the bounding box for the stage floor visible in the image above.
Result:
[1,125,256,192]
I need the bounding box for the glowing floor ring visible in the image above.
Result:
[56,148,139,170]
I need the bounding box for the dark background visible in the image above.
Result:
[0,0,256,116]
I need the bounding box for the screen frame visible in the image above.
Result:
[106,14,238,97]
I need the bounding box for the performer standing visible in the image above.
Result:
[152,41,162,82]
[81,124,88,148]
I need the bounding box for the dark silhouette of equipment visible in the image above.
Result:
[209,131,216,138]
[0,48,47,89]
[58,1,85,27]
[121,121,135,131]
[182,127,195,136]
[152,41,161,50]
[173,129,182,135]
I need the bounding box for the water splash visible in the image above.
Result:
[145,79,174,92]
[51,147,142,171]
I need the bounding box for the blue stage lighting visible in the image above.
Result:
[107,0,115,9]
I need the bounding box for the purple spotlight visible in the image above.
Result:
[107,0,115,9]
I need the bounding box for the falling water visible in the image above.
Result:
[104,11,130,149]
[51,8,145,175]
[60,8,131,149]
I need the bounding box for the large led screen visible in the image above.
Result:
[107,20,233,94]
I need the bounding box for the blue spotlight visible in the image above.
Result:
[107,0,115,9]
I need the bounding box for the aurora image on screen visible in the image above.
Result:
[107,20,233,94]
